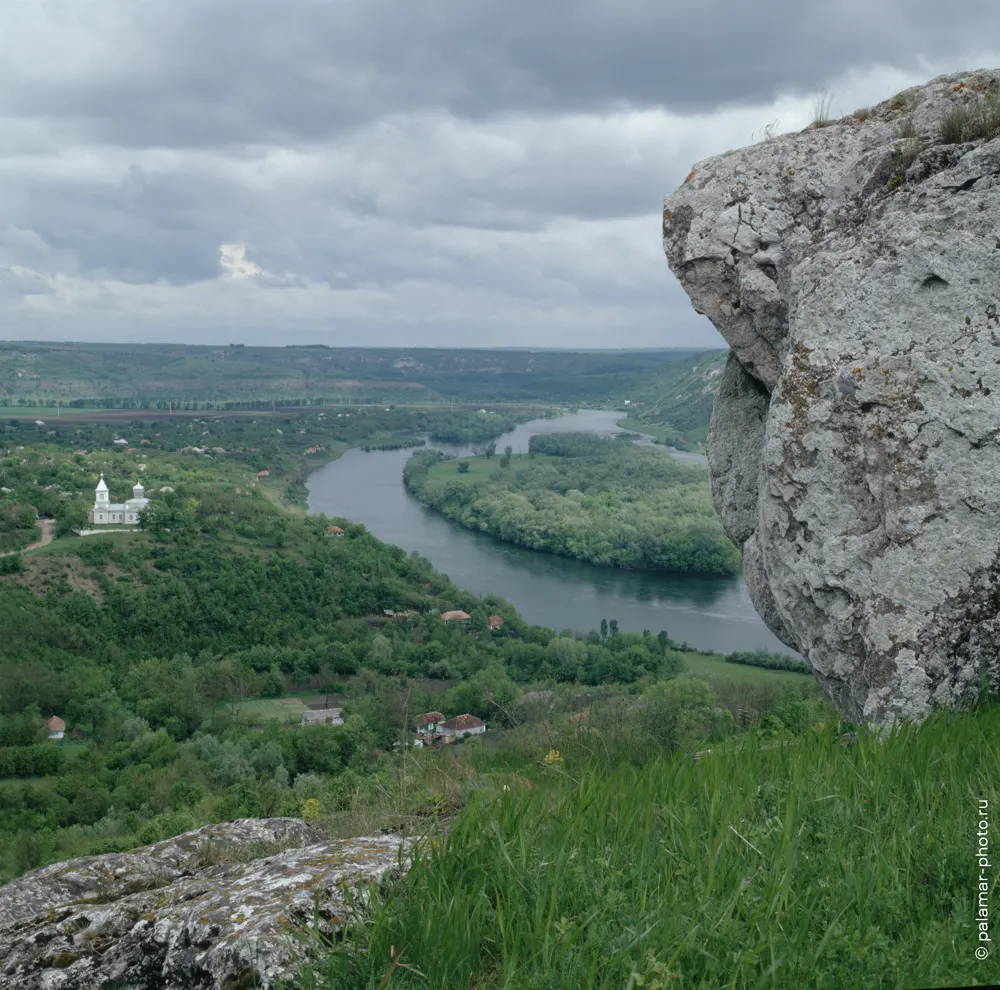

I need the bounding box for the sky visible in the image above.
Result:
[2,2,998,350]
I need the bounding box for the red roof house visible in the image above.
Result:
[487,615,504,629]
[441,610,471,622]
[414,711,446,729]
[440,714,486,738]
[326,525,345,536]
[45,716,66,739]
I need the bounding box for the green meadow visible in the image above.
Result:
[302,706,1000,990]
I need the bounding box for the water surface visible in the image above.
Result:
[307,409,795,655]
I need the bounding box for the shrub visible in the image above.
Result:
[725,649,812,674]
[939,90,1000,144]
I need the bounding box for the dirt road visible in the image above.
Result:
[0,518,55,558]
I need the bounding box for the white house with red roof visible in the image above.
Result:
[439,714,486,739]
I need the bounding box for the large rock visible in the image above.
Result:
[0,818,412,989]
[662,69,1000,727]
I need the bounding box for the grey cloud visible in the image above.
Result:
[6,0,1000,148]
[3,0,999,348]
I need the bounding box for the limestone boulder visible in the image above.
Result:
[662,69,1000,726]
[0,818,412,989]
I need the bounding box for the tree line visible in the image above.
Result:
[403,433,740,575]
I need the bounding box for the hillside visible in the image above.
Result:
[0,343,709,409]
[616,349,728,449]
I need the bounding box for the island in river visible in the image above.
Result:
[403,431,740,576]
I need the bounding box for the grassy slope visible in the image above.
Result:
[616,350,729,450]
[306,705,1000,990]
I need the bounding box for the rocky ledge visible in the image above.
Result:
[0,818,412,989]
[663,68,1000,727]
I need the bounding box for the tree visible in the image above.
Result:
[259,664,285,698]
[600,618,608,641]
[457,462,470,474]
[483,442,497,458]
[56,499,89,537]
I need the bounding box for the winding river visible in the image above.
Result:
[306,409,795,656]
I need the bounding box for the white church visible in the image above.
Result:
[89,474,151,526]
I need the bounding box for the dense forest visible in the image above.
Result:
[403,433,741,575]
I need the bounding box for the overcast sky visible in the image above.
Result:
[2,2,998,349]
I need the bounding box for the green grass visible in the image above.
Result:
[304,705,1000,990]
[681,652,809,685]
[424,454,552,483]
[30,530,146,556]
[234,696,310,724]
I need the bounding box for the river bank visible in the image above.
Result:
[402,435,739,576]
[306,409,796,655]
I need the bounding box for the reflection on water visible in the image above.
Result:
[306,409,796,655]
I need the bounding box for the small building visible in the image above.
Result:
[487,615,504,630]
[414,711,446,732]
[326,525,345,536]
[45,716,65,740]
[440,714,486,739]
[441,610,471,622]
[301,708,344,726]
[256,470,270,478]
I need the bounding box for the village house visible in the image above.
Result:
[325,525,345,536]
[487,615,504,630]
[441,610,471,622]
[300,708,343,726]
[89,475,150,526]
[440,713,486,738]
[45,716,65,740]
[412,711,486,748]
[414,711,446,732]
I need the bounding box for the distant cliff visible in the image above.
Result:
[662,69,1000,727]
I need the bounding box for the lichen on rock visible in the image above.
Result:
[0,818,413,989]
[662,68,1000,728]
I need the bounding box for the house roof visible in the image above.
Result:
[487,615,504,628]
[442,713,485,730]
[45,716,66,732]
[326,525,345,534]
[441,610,471,621]
[414,711,446,726]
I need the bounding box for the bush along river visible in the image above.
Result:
[306,409,796,656]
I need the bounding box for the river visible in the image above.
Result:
[306,409,795,656]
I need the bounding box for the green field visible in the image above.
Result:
[0,342,717,408]
[29,530,147,557]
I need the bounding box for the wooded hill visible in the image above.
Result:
[0,342,719,408]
